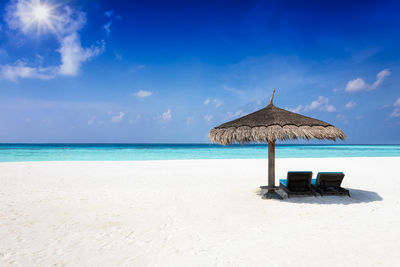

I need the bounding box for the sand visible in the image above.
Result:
[0,157,399,266]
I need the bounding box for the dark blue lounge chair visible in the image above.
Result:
[311,172,350,197]
[279,171,317,198]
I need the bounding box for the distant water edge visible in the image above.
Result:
[0,144,399,162]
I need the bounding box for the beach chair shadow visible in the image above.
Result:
[256,188,382,205]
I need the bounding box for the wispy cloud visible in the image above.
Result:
[1,0,105,81]
[103,21,112,36]
[102,10,121,37]
[371,69,391,89]
[287,96,336,113]
[391,97,400,117]
[225,109,245,120]
[214,99,222,108]
[304,96,336,112]
[204,114,213,122]
[111,112,125,123]
[58,34,104,76]
[114,51,122,61]
[222,84,245,95]
[345,69,391,92]
[204,98,222,107]
[391,109,400,118]
[162,109,172,121]
[134,90,153,98]
[0,60,57,81]
[104,10,114,18]
[344,101,356,109]
[285,105,303,113]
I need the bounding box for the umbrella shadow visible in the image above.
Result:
[256,188,382,205]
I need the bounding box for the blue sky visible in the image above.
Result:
[0,0,399,143]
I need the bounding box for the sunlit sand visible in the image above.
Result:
[0,158,399,266]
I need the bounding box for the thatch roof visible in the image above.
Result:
[209,92,346,145]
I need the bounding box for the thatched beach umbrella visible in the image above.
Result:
[209,90,346,199]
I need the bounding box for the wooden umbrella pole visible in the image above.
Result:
[268,141,275,191]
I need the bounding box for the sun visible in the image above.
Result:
[16,0,58,35]
[32,4,51,22]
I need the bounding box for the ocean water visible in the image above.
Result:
[0,144,399,162]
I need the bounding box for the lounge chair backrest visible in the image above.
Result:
[315,172,345,189]
[286,171,313,192]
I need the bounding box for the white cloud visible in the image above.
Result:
[103,21,112,36]
[0,61,56,81]
[213,99,222,108]
[162,109,172,121]
[111,112,125,123]
[391,98,400,117]
[58,33,105,76]
[286,97,336,113]
[371,69,391,89]
[204,114,213,122]
[344,101,356,109]
[391,109,400,117]
[204,98,222,107]
[286,105,302,113]
[345,78,368,92]
[345,69,391,92]
[394,98,400,107]
[1,1,105,81]
[225,109,245,120]
[102,10,121,37]
[114,51,122,61]
[134,90,153,98]
[304,96,336,112]
[104,10,114,18]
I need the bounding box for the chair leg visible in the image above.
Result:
[311,187,318,197]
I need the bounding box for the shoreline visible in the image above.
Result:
[0,155,400,164]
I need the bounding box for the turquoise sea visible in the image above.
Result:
[0,144,399,162]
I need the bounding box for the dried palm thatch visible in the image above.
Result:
[209,94,346,145]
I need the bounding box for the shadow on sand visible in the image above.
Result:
[256,188,382,205]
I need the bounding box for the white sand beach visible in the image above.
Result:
[1,157,399,266]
